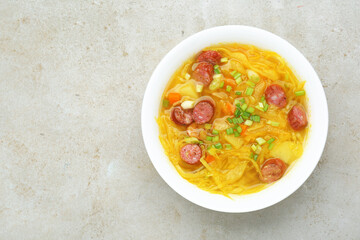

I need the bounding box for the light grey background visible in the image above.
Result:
[0,0,359,239]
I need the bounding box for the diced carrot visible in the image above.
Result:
[205,154,215,163]
[168,92,182,105]
[225,102,235,115]
[240,124,247,136]
[224,78,237,88]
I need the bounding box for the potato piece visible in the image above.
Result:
[178,81,198,99]
[270,141,303,165]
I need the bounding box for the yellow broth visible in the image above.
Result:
[157,43,308,196]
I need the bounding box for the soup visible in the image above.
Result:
[157,43,308,197]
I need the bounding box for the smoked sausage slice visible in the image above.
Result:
[180,144,202,165]
[265,84,287,108]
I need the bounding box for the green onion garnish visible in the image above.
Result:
[230,70,237,76]
[213,136,219,142]
[162,99,169,108]
[185,73,191,80]
[242,111,250,119]
[214,143,222,149]
[268,143,275,150]
[295,90,305,96]
[267,138,275,144]
[212,129,219,135]
[234,130,240,137]
[256,137,266,145]
[254,154,259,161]
[226,85,232,92]
[204,124,212,129]
[240,98,245,104]
[251,144,257,152]
[250,115,261,122]
[241,103,248,111]
[255,106,265,112]
[206,136,213,141]
[220,81,225,88]
[261,96,265,102]
[244,120,253,126]
[225,144,232,150]
[226,128,234,135]
[250,152,254,159]
[214,64,220,69]
[246,81,255,87]
[234,108,241,117]
[245,87,254,96]
[233,72,241,79]
[246,107,255,113]
[235,91,242,95]
[220,57,228,63]
[227,117,233,123]
[264,103,269,111]
[232,118,238,124]
[214,68,220,74]
[234,99,240,106]
[237,116,244,124]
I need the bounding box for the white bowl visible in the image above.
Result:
[141,26,328,213]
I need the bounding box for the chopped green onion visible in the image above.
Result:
[250,152,254,159]
[267,121,280,127]
[225,144,232,150]
[235,91,242,95]
[226,128,234,135]
[245,87,254,96]
[246,81,256,87]
[250,115,261,122]
[184,137,201,143]
[233,72,241,79]
[255,106,265,112]
[256,137,266,145]
[236,126,242,134]
[162,99,169,108]
[212,129,219,135]
[261,96,265,102]
[237,117,244,124]
[254,154,259,161]
[199,141,203,144]
[234,130,240,137]
[244,120,253,126]
[214,68,221,74]
[255,145,262,154]
[242,111,250,119]
[234,99,240,106]
[204,124,212,129]
[226,85,232,92]
[220,81,225,88]
[267,138,275,144]
[268,143,275,150]
[230,70,237,76]
[251,144,257,152]
[214,64,220,69]
[185,73,191,80]
[227,117,233,123]
[295,90,305,96]
[246,107,255,113]
[206,136,213,141]
[196,84,204,93]
[213,136,219,142]
[209,74,223,91]
[240,98,245,104]
[232,118,238,124]
[241,103,248,111]
[220,57,228,63]
[264,103,269,111]
[247,69,260,83]
[235,77,242,85]
[214,143,222,149]
[258,102,264,108]
[234,108,241,117]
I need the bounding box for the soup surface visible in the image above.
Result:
[157,43,308,196]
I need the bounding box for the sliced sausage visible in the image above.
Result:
[170,106,193,125]
[260,158,287,183]
[197,50,222,65]
[265,84,287,108]
[288,104,308,131]
[192,62,214,86]
[180,144,202,165]
[192,100,214,124]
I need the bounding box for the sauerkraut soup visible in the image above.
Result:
[157,43,308,197]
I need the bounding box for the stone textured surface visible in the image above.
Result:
[0,0,359,239]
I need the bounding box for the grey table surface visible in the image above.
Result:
[0,0,359,239]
